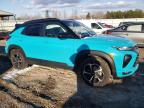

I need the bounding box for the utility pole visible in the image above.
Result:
[45,10,49,18]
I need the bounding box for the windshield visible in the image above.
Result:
[98,22,106,28]
[62,20,97,38]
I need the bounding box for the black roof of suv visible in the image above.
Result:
[23,18,59,25]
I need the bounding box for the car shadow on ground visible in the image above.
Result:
[0,45,144,108]
[62,63,144,108]
[0,46,12,75]
[0,55,144,108]
[0,56,12,75]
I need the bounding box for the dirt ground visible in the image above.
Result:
[0,40,144,108]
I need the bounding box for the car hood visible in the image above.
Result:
[83,35,136,47]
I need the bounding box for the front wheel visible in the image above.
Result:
[9,49,28,69]
[80,56,113,87]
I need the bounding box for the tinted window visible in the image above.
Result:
[91,23,101,29]
[98,22,106,28]
[126,25,142,32]
[63,20,96,38]
[114,25,127,31]
[23,24,42,36]
[45,23,67,37]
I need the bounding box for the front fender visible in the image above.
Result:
[75,50,116,77]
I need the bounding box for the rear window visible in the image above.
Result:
[114,25,127,31]
[91,23,101,29]
[23,24,42,36]
[127,25,142,32]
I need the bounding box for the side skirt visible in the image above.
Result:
[27,58,73,70]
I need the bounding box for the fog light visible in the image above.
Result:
[123,72,131,75]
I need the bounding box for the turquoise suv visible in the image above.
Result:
[5,18,139,87]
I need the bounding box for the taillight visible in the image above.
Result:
[103,31,112,34]
[102,31,106,34]
[107,31,112,34]
[5,35,11,41]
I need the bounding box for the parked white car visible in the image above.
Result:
[77,20,111,34]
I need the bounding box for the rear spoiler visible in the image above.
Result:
[10,24,23,34]
[15,24,23,29]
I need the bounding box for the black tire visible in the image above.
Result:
[9,48,28,69]
[80,56,113,87]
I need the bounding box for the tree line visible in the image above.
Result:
[16,9,144,20]
[105,9,144,19]
[86,9,144,19]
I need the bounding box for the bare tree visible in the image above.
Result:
[63,9,66,19]
[91,11,105,19]
[70,9,79,19]
[86,12,91,19]
[45,10,49,18]
[17,14,42,20]
[52,10,58,18]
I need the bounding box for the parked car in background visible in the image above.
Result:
[103,22,144,48]
[103,22,144,60]
[119,22,144,27]
[5,18,139,87]
[0,35,9,40]
[118,21,138,26]
[77,20,111,34]
[101,23,113,28]
[0,30,9,40]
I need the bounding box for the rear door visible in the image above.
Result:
[19,23,47,59]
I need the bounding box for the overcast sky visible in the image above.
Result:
[0,0,143,16]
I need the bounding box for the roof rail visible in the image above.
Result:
[24,18,59,25]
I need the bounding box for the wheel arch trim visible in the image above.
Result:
[75,50,116,77]
[7,45,26,58]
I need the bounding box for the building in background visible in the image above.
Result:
[0,10,16,32]
[0,10,15,20]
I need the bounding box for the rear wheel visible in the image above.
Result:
[9,49,28,69]
[80,56,113,87]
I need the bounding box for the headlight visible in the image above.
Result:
[113,46,133,51]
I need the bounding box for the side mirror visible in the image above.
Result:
[58,34,64,38]
[58,33,68,38]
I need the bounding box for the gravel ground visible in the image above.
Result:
[0,40,144,108]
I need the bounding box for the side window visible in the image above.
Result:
[115,25,127,31]
[91,23,101,29]
[23,24,42,36]
[126,25,142,32]
[45,23,67,37]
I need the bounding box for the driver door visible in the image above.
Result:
[41,22,76,66]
